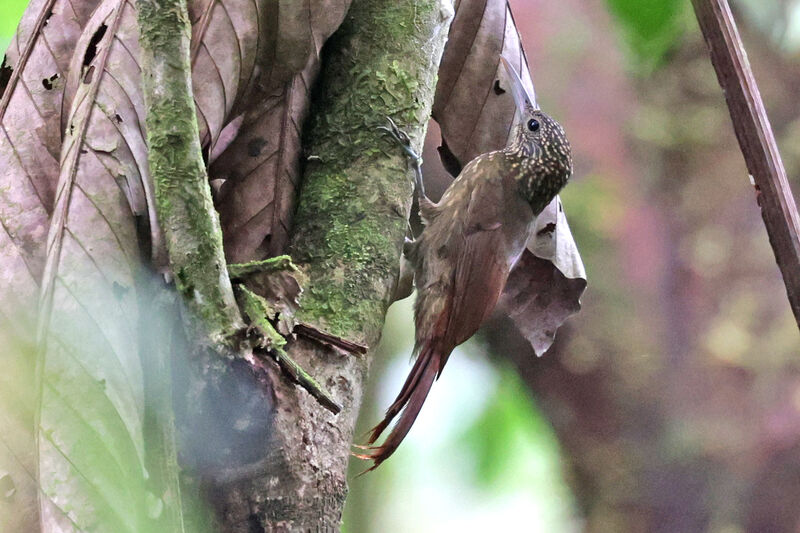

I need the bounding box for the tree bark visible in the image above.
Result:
[138,0,244,347]
[202,1,453,530]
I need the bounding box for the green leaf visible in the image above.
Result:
[604,0,687,69]
[0,0,27,52]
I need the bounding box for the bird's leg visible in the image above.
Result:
[379,117,428,202]
[393,248,415,302]
[379,118,426,303]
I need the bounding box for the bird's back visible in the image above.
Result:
[409,152,534,365]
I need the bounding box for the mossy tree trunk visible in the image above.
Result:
[197,0,453,530]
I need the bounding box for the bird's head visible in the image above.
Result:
[500,56,573,215]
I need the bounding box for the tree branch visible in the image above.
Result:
[691,0,800,330]
[136,0,241,529]
[205,0,454,529]
[138,0,244,348]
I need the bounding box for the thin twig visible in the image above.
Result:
[691,0,800,330]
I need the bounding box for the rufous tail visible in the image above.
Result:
[354,343,440,472]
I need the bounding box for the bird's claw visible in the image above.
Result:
[379,116,430,207]
[379,117,421,165]
[377,116,410,143]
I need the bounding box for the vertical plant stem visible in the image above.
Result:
[691,0,800,329]
[137,0,247,528]
[137,0,244,348]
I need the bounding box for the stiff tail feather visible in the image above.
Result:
[354,343,440,471]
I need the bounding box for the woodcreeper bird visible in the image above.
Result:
[357,57,573,470]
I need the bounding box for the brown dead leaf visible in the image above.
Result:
[37,2,152,527]
[498,197,586,355]
[189,0,263,155]
[212,0,352,263]
[432,0,586,355]
[0,0,102,529]
[434,0,530,161]
[0,0,103,316]
[212,65,315,262]
[2,0,101,211]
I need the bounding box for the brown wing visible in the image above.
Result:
[359,172,519,470]
[442,177,512,358]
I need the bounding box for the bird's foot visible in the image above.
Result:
[378,116,421,167]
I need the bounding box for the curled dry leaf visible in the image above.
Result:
[212,0,352,263]
[0,0,102,529]
[434,0,530,162]
[498,198,587,355]
[432,0,586,355]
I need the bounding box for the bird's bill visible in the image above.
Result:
[500,56,538,112]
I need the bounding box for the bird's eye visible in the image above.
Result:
[527,118,540,132]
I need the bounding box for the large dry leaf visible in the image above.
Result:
[188,0,262,154]
[37,2,151,528]
[57,0,267,166]
[212,0,352,262]
[0,0,104,327]
[0,0,103,530]
[1,0,101,215]
[212,64,315,262]
[54,0,277,268]
[432,0,586,355]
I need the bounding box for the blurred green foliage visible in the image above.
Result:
[0,0,27,53]
[604,0,688,69]
[461,367,566,489]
